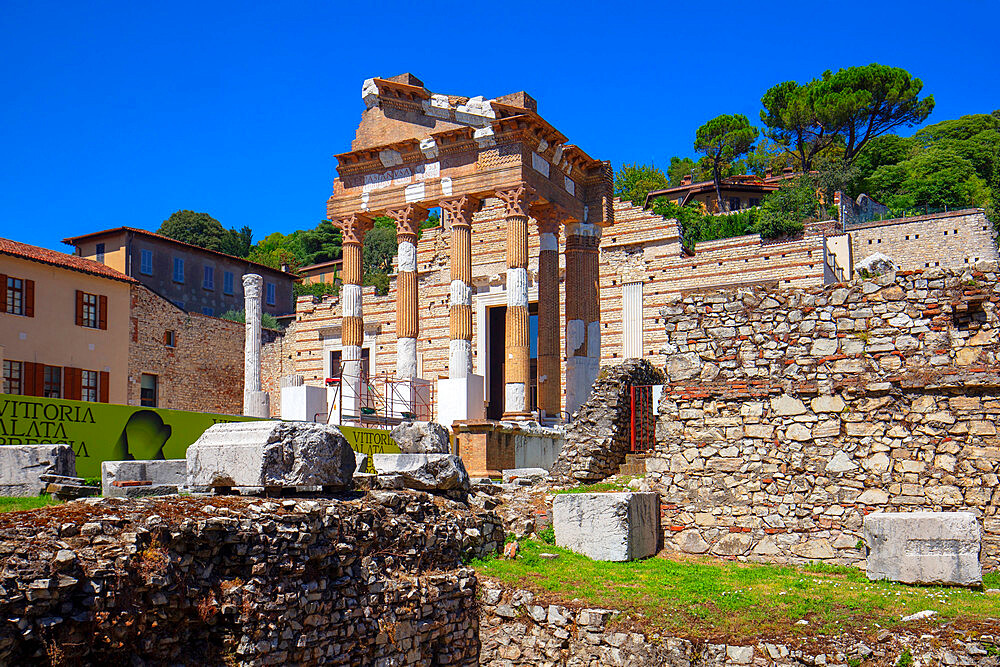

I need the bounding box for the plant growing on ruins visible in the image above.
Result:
[854,330,871,343]
[753,176,812,238]
[138,537,170,579]
[197,594,219,623]
[897,648,914,667]
[694,114,759,212]
[220,309,281,330]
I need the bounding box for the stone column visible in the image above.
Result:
[497,186,532,420]
[335,213,373,419]
[564,221,602,417]
[386,204,427,379]
[533,206,562,421]
[440,196,477,379]
[242,274,270,417]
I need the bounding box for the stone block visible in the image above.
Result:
[501,468,548,485]
[0,445,75,497]
[101,459,187,498]
[371,453,470,492]
[552,492,659,561]
[864,512,981,586]
[390,421,450,454]
[186,421,356,490]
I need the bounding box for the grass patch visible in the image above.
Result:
[472,539,1000,640]
[551,476,636,495]
[0,495,61,513]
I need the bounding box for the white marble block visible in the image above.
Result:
[864,511,982,586]
[553,492,660,561]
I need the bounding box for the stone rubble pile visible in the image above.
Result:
[0,491,503,664]
[549,359,664,484]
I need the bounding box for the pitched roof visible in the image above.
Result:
[62,226,298,278]
[0,237,137,283]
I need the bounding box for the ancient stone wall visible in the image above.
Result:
[849,209,997,272]
[479,584,998,667]
[651,265,1000,568]
[549,359,664,483]
[0,492,503,665]
[127,285,246,414]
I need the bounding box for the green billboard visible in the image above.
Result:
[0,393,402,479]
[0,393,263,478]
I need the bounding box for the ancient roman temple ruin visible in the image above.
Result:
[317,73,612,428]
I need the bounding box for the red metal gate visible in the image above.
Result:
[629,385,656,453]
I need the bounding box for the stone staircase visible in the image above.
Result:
[617,453,649,477]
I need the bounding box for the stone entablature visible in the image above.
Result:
[649,265,1000,568]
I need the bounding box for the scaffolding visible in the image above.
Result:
[323,371,434,429]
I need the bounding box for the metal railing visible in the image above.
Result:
[629,385,657,454]
[324,371,435,429]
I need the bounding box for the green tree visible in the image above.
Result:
[613,163,670,206]
[219,226,253,258]
[294,281,338,299]
[158,210,229,251]
[363,217,397,274]
[753,176,815,238]
[694,114,759,211]
[248,231,306,271]
[299,220,343,265]
[761,80,841,171]
[219,309,281,330]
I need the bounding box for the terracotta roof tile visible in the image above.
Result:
[0,237,137,283]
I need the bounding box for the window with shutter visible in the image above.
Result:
[99,371,109,403]
[23,280,34,317]
[98,294,107,330]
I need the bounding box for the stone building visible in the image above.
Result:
[63,227,298,317]
[280,73,613,427]
[2,236,248,415]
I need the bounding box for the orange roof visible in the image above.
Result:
[0,237,137,283]
[62,226,298,278]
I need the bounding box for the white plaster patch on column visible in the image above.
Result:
[450,280,472,306]
[441,177,453,196]
[379,148,403,167]
[473,126,495,147]
[583,205,589,223]
[398,242,417,272]
[419,138,439,160]
[564,176,575,196]
[404,182,426,203]
[505,382,526,413]
[392,168,412,185]
[539,233,557,252]
[342,344,362,363]
[397,337,418,379]
[587,321,601,358]
[360,191,370,211]
[449,339,472,378]
[567,319,586,355]
[342,284,363,318]
[566,222,602,238]
[531,152,550,177]
[362,78,379,108]
[507,268,528,308]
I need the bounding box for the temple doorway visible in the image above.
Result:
[485,302,538,419]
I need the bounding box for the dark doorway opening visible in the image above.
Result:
[485,303,538,420]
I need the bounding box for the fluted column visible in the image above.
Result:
[533,206,562,420]
[565,221,602,417]
[386,204,427,379]
[242,273,269,417]
[497,186,532,419]
[441,196,477,379]
[335,213,373,418]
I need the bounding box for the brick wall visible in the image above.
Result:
[850,209,998,272]
[128,285,245,414]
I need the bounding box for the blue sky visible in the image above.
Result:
[1,0,997,252]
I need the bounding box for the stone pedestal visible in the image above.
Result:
[553,492,659,562]
[0,445,75,497]
[281,384,328,422]
[101,459,186,498]
[864,511,982,586]
[453,420,564,478]
[436,375,485,431]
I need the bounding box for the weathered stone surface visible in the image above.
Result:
[667,352,701,382]
[855,252,897,276]
[390,420,451,454]
[101,459,186,497]
[771,394,806,416]
[372,453,470,492]
[0,445,75,497]
[864,512,982,586]
[501,468,548,485]
[550,360,664,484]
[187,421,355,490]
[553,492,659,561]
[711,533,753,556]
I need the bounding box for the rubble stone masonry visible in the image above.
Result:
[651,264,1000,568]
[0,491,503,664]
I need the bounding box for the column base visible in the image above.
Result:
[243,390,270,418]
[501,411,534,421]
